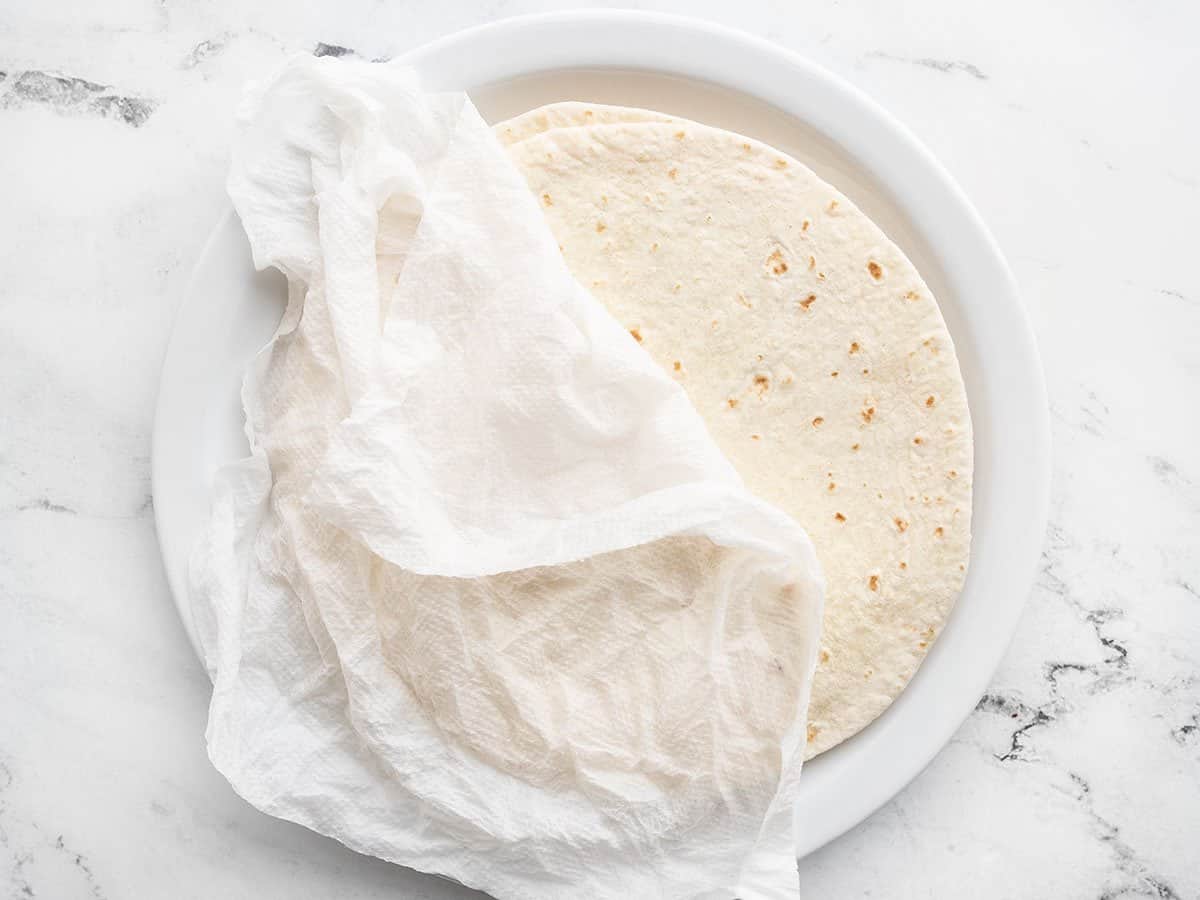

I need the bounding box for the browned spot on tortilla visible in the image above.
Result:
[807,723,820,742]
[862,368,870,375]
[775,158,788,169]
[899,561,908,570]
[736,292,753,308]
[868,261,883,280]
[868,575,880,591]
[851,442,860,451]
[830,370,839,378]
[808,255,816,270]
[674,130,686,140]
[827,482,836,492]
[596,222,606,233]
[819,649,830,663]
[650,242,659,252]
[799,293,816,311]
[849,341,861,354]
[812,416,824,427]
[926,395,936,407]
[905,290,920,301]
[894,518,909,533]
[934,526,945,538]
[629,327,643,343]
[913,435,924,445]
[742,142,752,152]
[827,199,839,212]
[673,360,682,372]
[727,398,738,409]
[861,406,875,423]
[667,168,678,179]
[751,433,761,441]
[834,512,846,522]
[767,248,788,275]
[802,220,811,232]
[541,193,553,206]
[948,469,958,479]
[918,640,928,649]
[753,374,770,396]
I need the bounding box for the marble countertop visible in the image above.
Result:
[2,1,1197,897]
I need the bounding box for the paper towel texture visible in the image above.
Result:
[192,55,824,899]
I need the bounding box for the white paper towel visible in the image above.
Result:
[191,54,825,899]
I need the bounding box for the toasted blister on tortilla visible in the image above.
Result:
[497,103,974,758]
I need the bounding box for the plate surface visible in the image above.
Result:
[152,11,1050,862]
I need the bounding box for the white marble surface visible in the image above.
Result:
[1,1,1197,897]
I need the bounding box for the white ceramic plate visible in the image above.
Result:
[152,11,1050,862]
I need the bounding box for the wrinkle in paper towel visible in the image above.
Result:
[191,54,824,900]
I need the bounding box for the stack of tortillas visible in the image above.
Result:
[496,103,973,758]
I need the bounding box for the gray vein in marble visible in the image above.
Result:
[1159,288,1193,304]
[14,498,76,515]
[1079,137,1119,172]
[181,36,229,69]
[313,42,358,58]
[1052,390,1110,438]
[1149,455,1189,488]
[4,493,153,520]
[49,835,105,899]
[0,760,107,899]
[0,70,155,127]
[975,692,1055,763]
[868,51,988,80]
[1171,710,1199,747]
[977,663,1189,896]
[1064,773,1182,900]
[312,42,391,64]
[1041,522,1135,683]
[0,760,34,900]
[970,518,1150,765]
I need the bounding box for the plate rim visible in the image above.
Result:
[153,9,1051,865]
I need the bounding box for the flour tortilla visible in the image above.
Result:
[495,101,674,146]
[496,103,973,758]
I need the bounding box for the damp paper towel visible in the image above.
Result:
[191,54,825,900]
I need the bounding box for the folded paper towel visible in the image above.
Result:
[191,55,824,899]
